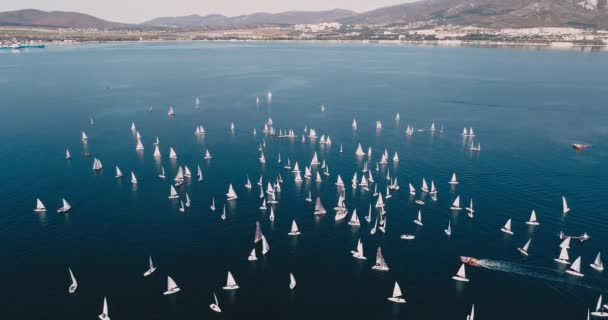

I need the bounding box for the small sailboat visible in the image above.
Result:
[222,271,239,290]
[500,218,513,235]
[248,248,258,261]
[566,256,584,277]
[57,198,71,213]
[444,220,452,236]
[169,147,178,159]
[98,297,110,320]
[314,197,326,215]
[68,268,78,293]
[590,252,604,271]
[204,149,212,159]
[450,196,462,210]
[554,246,570,265]
[167,106,175,116]
[288,220,301,236]
[449,173,458,185]
[163,276,180,295]
[143,256,156,277]
[348,209,360,226]
[465,199,474,213]
[421,178,429,192]
[209,292,222,313]
[81,131,88,142]
[226,184,238,200]
[400,234,415,240]
[517,239,531,256]
[387,282,406,303]
[130,172,138,184]
[34,198,47,212]
[562,196,570,214]
[168,186,179,199]
[452,263,469,282]
[153,145,161,158]
[92,158,103,171]
[65,149,71,160]
[195,97,200,106]
[185,193,191,207]
[197,165,203,182]
[371,247,389,271]
[413,210,423,226]
[526,210,539,226]
[590,295,608,317]
[305,192,312,202]
[158,166,166,179]
[135,139,144,151]
[244,175,252,189]
[114,166,123,179]
[289,273,297,290]
[261,235,270,255]
[221,205,226,220]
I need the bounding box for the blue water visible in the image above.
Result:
[1,42,607,320]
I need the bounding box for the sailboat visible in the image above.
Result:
[34,198,47,212]
[501,218,513,235]
[526,210,539,225]
[143,256,156,277]
[221,205,226,220]
[554,247,570,264]
[184,166,192,178]
[92,158,103,171]
[81,131,88,142]
[467,304,475,320]
[98,297,110,320]
[136,139,144,151]
[244,175,252,189]
[288,220,301,235]
[114,166,123,179]
[57,198,71,213]
[444,220,452,236]
[185,193,191,207]
[413,210,423,226]
[130,172,138,184]
[68,268,78,293]
[163,276,180,295]
[465,199,474,213]
[449,173,459,185]
[248,248,258,261]
[355,143,365,156]
[352,118,358,130]
[590,252,604,271]
[350,238,367,260]
[259,199,267,210]
[178,200,185,212]
[315,171,322,182]
[65,149,71,160]
[222,271,239,290]
[560,236,571,249]
[408,183,416,195]
[314,197,326,215]
[562,196,570,214]
[387,282,406,303]
[452,263,469,282]
[169,147,178,159]
[203,149,211,160]
[348,210,360,226]
[167,106,175,116]
[429,181,437,194]
[158,166,166,179]
[168,185,179,199]
[209,292,222,313]
[269,207,275,221]
[450,196,462,210]
[197,165,203,182]
[153,145,161,158]
[195,97,200,106]
[421,178,429,192]
[590,295,608,317]
[226,184,238,200]
[566,256,584,277]
[261,235,270,255]
[517,239,531,256]
[289,273,297,290]
[371,247,389,271]
[305,192,312,202]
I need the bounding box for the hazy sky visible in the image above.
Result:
[0,0,414,24]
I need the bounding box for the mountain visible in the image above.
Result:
[342,0,608,28]
[143,9,357,27]
[0,9,128,28]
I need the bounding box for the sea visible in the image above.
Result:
[1,42,607,320]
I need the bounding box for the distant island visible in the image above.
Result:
[2,0,608,49]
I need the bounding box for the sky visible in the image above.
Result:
[0,0,414,24]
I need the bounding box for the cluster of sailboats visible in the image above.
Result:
[39,103,606,319]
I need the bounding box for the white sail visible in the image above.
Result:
[501,218,513,234]
[408,183,416,195]
[567,256,583,276]
[372,247,389,271]
[98,297,109,320]
[164,276,180,295]
[226,184,238,200]
[169,147,178,159]
[314,197,326,215]
[136,139,144,151]
[388,281,406,303]
[518,238,531,255]
[197,165,203,181]
[335,175,344,187]
[430,181,437,194]
[114,166,123,178]
[311,152,320,165]
[153,145,161,158]
[355,143,365,156]
[262,235,270,255]
[375,192,385,208]
[562,196,570,214]
[65,149,71,159]
[289,273,296,290]
[57,198,71,213]
[93,158,103,171]
[449,173,458,184]
[444,220,452,236]
[81,131,88,141]
[248,248,257,261]
[556,246,570,264]
[168,185,179,199]
[453,263,468,281]
[421,178,429,192]
[450,196,461,210]
[35,198,46,212]
[68,268,78,293]
[414,210,423,226]
[168,106,175,116]
[284,220,299,236]
[526,210,539,225]
[348,209,360,226]
[591,252,604,271]
[223,271,239,290]
[143,256,156,277]
[352,239,366,259]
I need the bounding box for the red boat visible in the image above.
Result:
[460,256,479,266]
[572,144,589,150]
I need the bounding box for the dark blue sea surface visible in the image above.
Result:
[1,42,607,320]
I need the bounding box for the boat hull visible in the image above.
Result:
[452,276,469,282]
[143,268,156,277]
[590,264,604,272]
[388,297,406,303]
[517,248,529,256]
[209,304,222,313]
[163,288,180,295]
[565,270,584,277]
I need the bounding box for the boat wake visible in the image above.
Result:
[476,259,601,291]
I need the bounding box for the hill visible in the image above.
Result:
[0,9,128,29]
